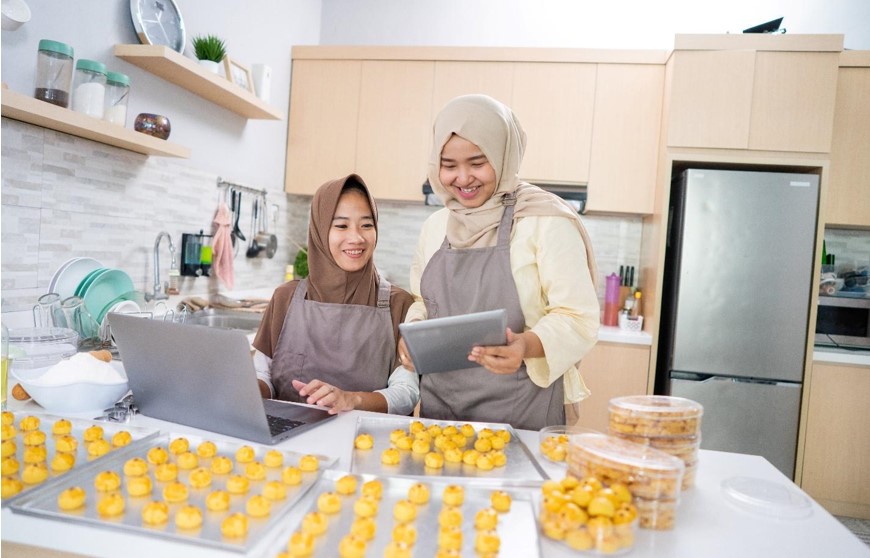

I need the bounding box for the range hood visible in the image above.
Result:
[422,180,587,214]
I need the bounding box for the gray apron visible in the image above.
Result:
[271,277,395,403]
[419,194,564,430]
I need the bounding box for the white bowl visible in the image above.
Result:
[1,0,31,31]
[11,361,129,414]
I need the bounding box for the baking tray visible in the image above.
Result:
[1,410,160,508]
[11,432,335,553]
[351,416,549,486]
[264,469,542,557]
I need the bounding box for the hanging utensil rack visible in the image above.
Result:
[216,177,267,199]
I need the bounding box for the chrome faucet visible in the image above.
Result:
[145,231,176,302]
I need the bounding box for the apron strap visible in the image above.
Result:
[292,278,309,302]
[377,275,392,308]
[497,193,517,246]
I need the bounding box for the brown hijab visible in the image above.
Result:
[306,174,380,306]
[428,94,598,286]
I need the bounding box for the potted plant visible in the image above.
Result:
[191,34,226,75]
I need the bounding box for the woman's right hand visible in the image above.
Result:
[397,337,415,372]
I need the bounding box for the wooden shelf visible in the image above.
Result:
[1,88,190,158]
[114,44,284,120]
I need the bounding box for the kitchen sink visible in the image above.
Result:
[183,309,263,332]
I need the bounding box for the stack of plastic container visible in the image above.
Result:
[608,395,703,490]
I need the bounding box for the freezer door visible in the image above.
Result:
[670,374,801,479]
[671,169,818,382]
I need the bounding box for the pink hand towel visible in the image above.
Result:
[211,201,234,290]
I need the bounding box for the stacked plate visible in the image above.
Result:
[47,258,139,329]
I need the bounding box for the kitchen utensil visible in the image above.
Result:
[252,194,277,259]
[264,202,278,258]
[246,196,263,258]
[232,190,245,244]
[32,293,63,328]
[11,359,129,414]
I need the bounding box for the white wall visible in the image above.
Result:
[320,0,870,50]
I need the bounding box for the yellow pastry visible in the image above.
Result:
[168,437,190,455]
[490,450,507,467]
[57,486,86,510]
[2,456,20,476]
[442,425,458,436]
[409,420,426,434]
[0,424,16,441]
[123,457,148,477]
[1,411,14,426]
[22,463,48,484]
[475,530,501,554]
[338,534,367,558]
[55,434,78,453]
[298,454,319,472]
[96,493,125,517]
[408,482,430,505]
[210,456,233,475]
[262,480,287,501]
[51,418,72,436]
[196,440,217,458]
[411,438,430,454]
[51,451,76,472]
[245,494,272,518]
[82,424,103,441]
[491,490,512,513]
[189,466,213,489]
[94,470,122,492]
[474,437,492,453]
[288,531,315,556]
[442,484,465,507]
[460,423,476,438]
[424,451,444,469]
[317,491,341,514]
[23,445,47,463]
[475,507,499,530]
[496,429,512,443]
[381,447,401,465]
[281,465,302,485]
[335,474,358,495]
[141,500,170,525]
[205,490,230,512]
[478,427,495,439]
[162,481,189,503]
[220,512,248,538]
[392,522,417,546]
[176,451,199,470]
[438,526,463,551]
[23,430,46,446]
[384,541,412,558]
[244,461,266,481]
[176,505,204,530]
[226,474,250,495]
[1,439,16,458]
[476,453,495,471]
[565,527,595,551]
[439,506,463,528]
[146,446,169,465]
[235,445,256,463]
[427,423,443,438]
[19,415,40,432]
[354,433,374,450]
[111,430,133,448]
[434,434,449,450]
[462,449,480,466]
[154,463,178,482]
[353,495,379,518]
[444,447,463,463]
[395,435,413,451]
[264,449,284,467]
[350,516,377,541]
[489,436,506,450]
[1,477,23,498]
[361,479,384,500]
[393,499,417,522]
[301,511,329,536]
[390,429,407,443]
[126,475,152,497]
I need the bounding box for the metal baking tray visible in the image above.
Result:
[351,416,549,486]
[1,410,160,508]
[264,469,542,557]
[11,432,335,553]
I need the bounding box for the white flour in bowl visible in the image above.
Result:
[32,353,125,385]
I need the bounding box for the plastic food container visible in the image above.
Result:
[721,476,812,520]
[34,39,74,107]
[7,328,79,370]
[103,71,130,125]
[539,425,601,464]
[608,395,703,438]
[610,432,700,489]
[634,496,679,530]
[71,59,107,118]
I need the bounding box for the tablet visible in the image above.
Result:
[399,309,507,374]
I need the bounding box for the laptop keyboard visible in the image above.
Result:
[267,415,306,436]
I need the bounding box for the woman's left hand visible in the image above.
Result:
[291,379,357,415]
[468,328,527,375]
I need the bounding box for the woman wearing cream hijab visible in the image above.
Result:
[400,94,600,430]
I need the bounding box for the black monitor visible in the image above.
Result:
[743,17,784,34]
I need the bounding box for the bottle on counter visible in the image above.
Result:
[103,71,130,125]
[34,39,74,108]
[630,290,642,319]
[71,59,107,118]
[603,272,620,326]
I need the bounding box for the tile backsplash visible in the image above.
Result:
[1,118,641,322]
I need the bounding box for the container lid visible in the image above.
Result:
[105,71,130,86]
[75,59,107,75]
[8,327,79,367]
[570,432,686,476]
[38,39,73,58]
[721,476,812,519]
[609,395,704,418]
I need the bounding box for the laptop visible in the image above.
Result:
[399,309,507,375]
[108,313,335,445]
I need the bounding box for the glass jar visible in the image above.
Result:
[103,71,130,125]
[71,59,107,118]
[34,39,74,108]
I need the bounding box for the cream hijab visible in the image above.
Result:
[427,94,598,286]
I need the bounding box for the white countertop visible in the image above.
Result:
[597,325,653,346]
[2,403,867,558]
[813,347,870,367]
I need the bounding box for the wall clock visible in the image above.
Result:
[130,0,186,54]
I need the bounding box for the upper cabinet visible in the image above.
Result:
[826,51,870,228]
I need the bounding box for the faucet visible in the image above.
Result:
[145,231,176,302]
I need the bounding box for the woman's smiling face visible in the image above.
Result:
[438,134,498,209]
[328,188,376,272]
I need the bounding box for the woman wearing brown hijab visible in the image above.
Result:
[252,175,417,415]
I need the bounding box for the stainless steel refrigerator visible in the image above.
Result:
[657,169,819,479]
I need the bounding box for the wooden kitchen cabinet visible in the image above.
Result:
[825,53,870,228]
[586,64,664,214]
[573,342,651,432]
[285,60,362,195]
[432,61,514,115]
[801,361,870,519]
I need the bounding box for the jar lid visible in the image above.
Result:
[721,476,812,519]
[38,39,74,58]
[106,71,130,87]
[569,432,686,476]
[609,395,704,418]
[75,59,107,75]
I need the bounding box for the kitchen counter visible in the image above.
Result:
[2,403,867,558]
[597,325,653,346]
[813,346,870,367]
